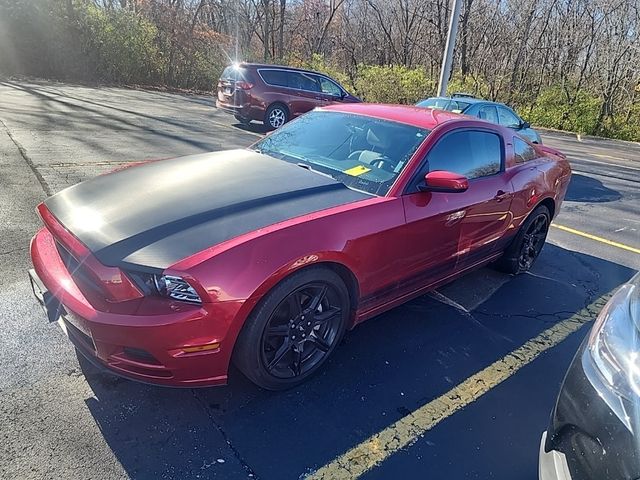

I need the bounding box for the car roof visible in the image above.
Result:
[425,96,487,105]
[319,103,467,130]
[237,62,331,76]
[423,96,508,107]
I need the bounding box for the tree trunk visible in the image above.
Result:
[459,0,473,79]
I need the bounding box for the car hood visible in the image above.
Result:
[44,149,369,271]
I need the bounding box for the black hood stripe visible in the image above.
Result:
[97,182,346,268]
[44,150,369,270]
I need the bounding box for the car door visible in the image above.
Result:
[401,188,468,294]
[286,71,323,117]
[314,75,345,104]
[450,130,514,270]
[476,104,500,124]
[408,128,514,273]
[399,132,478,294]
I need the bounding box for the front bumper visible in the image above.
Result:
[541,340,640,479]
[30,227,241,387]
[539,431,573,480]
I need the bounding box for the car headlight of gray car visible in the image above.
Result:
[584,273,640,431]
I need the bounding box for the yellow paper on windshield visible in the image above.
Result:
[344,165,371,176]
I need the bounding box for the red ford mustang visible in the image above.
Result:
[29,104,571,390]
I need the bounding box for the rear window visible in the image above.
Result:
[221,66,248,81]
[416,98,471,113]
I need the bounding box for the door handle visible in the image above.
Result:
[494,190,511,202]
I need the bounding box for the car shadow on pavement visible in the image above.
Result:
[565,173,622,203]
[232,122,269,136]
[0,81,255,155]
[78,244,635,480]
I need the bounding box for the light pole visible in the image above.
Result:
[437,0,463,97]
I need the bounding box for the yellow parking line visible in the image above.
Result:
[592,153,627,162]
[305,292,613,480]
[551,224,640,254]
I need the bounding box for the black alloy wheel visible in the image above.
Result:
[518,213,549,271]
[494,204,551,274]
[261,283,343,379]
[233,268,349,390]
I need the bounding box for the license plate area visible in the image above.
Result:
[29,269,66,323]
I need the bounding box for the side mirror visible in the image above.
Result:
[419,170,469,193]
[520,120,530,129]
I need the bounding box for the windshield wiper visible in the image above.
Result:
[296,162,337,181]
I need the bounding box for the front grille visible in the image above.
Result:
[122,347,161,365]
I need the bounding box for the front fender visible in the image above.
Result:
[168,196,401,356]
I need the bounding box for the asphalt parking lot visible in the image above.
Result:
[1,79,639,480]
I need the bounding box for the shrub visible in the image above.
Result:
[527,86,600,134]
[354,64,433,104]
[80,4,163,84]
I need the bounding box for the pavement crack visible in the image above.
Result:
[0,247,24,256]
[428,292,515,344]
[0,117,52,196]
[191,389,259,479]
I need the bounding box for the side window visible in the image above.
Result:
[477,105,499,123]
[427,130,502,180]
[287,72,320,92]
[259,69,287,87]
[498,107,521,128]
[444,100,471,113]
[317,76,342,97]
[513,137,537,164]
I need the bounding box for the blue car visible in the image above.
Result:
[416,94,542,144]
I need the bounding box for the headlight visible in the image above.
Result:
[154,275,201,304]
[584,274,640,430]
[128,271,202,304]
[588,282,640,399]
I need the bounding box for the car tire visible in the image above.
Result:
[264,103,289,130]
[494,205,550,275]
[234,114,251,126]
[233,267,349,390]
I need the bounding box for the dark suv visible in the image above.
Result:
[216,63,361,129]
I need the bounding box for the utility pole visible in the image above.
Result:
[437,0,463,97]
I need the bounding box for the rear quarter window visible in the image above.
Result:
[513,137,538,164]
[259,69,288,87]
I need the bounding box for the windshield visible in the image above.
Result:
[417,98,471,114]
[251,111,429,196]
